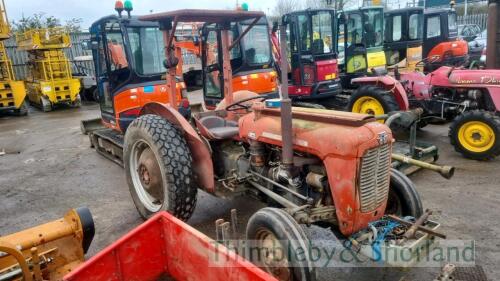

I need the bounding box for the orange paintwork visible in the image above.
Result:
[0,209,88,280]
[238,104,393,236]
[427,39,468,61]
[232,70,278,94]
[104,82,185,132]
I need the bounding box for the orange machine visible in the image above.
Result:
[0,208,94,281]
[173,16,278,109]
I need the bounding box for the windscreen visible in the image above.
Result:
[127,27,166,76]
[448,12,457,32]
[362,9,383,48]
[240,24,271,64]
[311,11,334,54]
[409,13,423,40]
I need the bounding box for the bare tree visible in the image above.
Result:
[273,0,304,18]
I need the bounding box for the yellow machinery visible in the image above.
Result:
[16,27,81,112]
[0,0,27,115]
[0,208,94,281]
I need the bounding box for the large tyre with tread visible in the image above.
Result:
[124,114,197,221]
[246,208,316,281]
[449,110,500,160]
[385,169,423,218]
[347,85,401,116]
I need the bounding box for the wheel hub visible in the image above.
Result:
[258,230,291,281]
[137,147,162,200]
[458,121,495,153]
[352,96,385,123]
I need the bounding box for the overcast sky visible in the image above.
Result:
[5,0,278,31]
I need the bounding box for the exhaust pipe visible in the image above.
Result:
[392,153,455,179]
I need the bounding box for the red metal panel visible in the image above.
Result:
[65,212,277,281]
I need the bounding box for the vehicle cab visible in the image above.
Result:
[89,15,186,132]
[280,9,341,99]
[201,17,278,108]
[423,8,468,71]
[340,6,386,86]
[384,7,424,72]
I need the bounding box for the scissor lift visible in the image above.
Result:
[0,0,27,115]
[16,27,81,111]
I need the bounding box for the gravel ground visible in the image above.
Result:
[0,102,498,281]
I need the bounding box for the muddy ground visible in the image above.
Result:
[0,102,498,281]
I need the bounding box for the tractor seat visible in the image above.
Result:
[197,115,239,140]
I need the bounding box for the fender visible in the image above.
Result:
[351,76,410,111]
[140,102,215,193]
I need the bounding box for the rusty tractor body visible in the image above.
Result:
[0,208,94,281]
[400,66,500,159]
[102,8,443,280]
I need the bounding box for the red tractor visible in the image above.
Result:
[108,8,444,280]
[399,66,500,160]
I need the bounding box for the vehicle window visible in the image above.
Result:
[106,32,128,71]
[409,13,423,40]
[298,14,311,52]
[362,9,383,48]
[204,30,222,98]
[392,15,402,42]
[95,35,107,76]
[448,13,457,31]
[127,27,165,76]
[426,16,441,38]
[240,24,271,64]
[311,11,334,54]
[347,13,362,46]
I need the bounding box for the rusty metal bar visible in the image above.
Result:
[221,26,234,107]
[248,181,299,209]
[387,214,446,239]
[249,170,308,201]
[278,24,293,169]
[228,16,261,51]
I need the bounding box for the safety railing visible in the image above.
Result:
[16,28,71,50]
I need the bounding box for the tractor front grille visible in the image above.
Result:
[358,143,391,213]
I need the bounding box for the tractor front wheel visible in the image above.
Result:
[124,114,197,221]
[246,208,316,281]
[347,85,400,117]
[385,169,423,218]
[449,110,500,160]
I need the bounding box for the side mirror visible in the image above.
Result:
[206,64,220,72]
[338,13,346,25]
[272,22,279,33]
[163,56,179,69]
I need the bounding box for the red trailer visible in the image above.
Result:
[64,212,277,281]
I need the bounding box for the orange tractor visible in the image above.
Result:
[85,7,443,280]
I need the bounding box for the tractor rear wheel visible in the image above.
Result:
[449,110,500,160]
[124,114,197,221]
[385,169,423,218]
[246,208,316,281]
[347,85,400,117]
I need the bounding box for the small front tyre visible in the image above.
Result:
[385,169,423,218]
[246,208,316,281]
[124,114,197,221]
[449,110,500,160]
